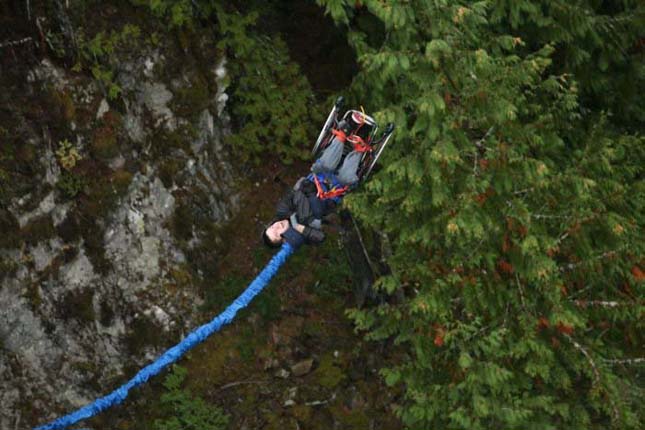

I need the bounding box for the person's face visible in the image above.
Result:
[266,219,290,244]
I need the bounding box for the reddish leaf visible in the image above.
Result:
[631,265,644,281]
[537,317,550,330]
[556,322,574,335]
[497,259,514,274]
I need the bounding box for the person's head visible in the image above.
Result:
[262,219,290,248]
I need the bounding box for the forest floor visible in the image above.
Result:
[88,157,403,430]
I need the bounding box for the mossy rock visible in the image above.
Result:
[166,265,194,292]
[21,215,56,246]
[171,73,212,120]
[110,168,133,195]
[0,209,21,249]
[99,299,115,326]
[16,144,37,164]
[0,257,18,280]
[52,90,76,122]
[92,126,119,159]
[56,213,82,243]
[170,200,195,242]
[314,354,346,389]
[329,403,370,430]
[291,404,312,422]
[158,158,183,188]
[24,283,42,311]
[57,171,86,199]
[90,111,123,159]
[78,215,111,275]
[124,315,165,355]
[59,288,95,324]
[48,88,76,123]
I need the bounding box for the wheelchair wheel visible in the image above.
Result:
[360,123,395,182]
[312,97,344,158]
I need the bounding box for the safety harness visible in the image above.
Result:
[307,172,349,203]
[312,109,373,202]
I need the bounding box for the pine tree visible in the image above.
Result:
[317,1,644,428]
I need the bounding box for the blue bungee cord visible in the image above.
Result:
[35,242,295,430]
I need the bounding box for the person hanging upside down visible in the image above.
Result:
[263,106,392,250]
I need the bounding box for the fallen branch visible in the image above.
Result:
[305,393,336,406]
[0,37,33,49]
[216,380,268,392]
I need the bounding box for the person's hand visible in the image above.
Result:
[290,213,305,233]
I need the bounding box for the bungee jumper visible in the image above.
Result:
[263,97,395,250]
[34,97,393,430]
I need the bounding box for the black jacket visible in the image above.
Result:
[273,177,337,248]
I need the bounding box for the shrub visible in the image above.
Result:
[154,365,229,430]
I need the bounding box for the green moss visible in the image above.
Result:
[201,275,245,314]
[52,89,77,122]
[56,214,82,243]
[78,215,112,275]
[0,257,18,281]
[236,325,257,362]
[16,144,37,164]
[170,201,194,242]
[329,403,370,430]
[291,404,312,422]
[164,265,194,294]
[158,159,182,188]
[150,124,195,159]
[111,168,133,195]
[57,171,86,198]
[0,209,20,249]
[171,73,211,120]
[314,354,346,389]
[92,125,119,160]
[125,315,165,355]
[24,283,42,310]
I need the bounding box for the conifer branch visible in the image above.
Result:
[563,334,601,385]
[603,358,645,365]
[564,334,620,424]
[532,213,572,220]
[515,273,529,314]
[560,246,627,272]
[473,126,494,176]
[573,300,634,308]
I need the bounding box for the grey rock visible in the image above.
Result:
[291,358,314,377]
[275,369,290,379]
[140,82,175,130]
[96,98,110,120]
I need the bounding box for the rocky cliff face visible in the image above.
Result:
[0,13,238,427]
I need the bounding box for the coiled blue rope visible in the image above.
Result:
[35,243,295,430]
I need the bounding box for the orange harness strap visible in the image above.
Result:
[331,128,347,142]
[348,135,372,153]
[313,174,348,200]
